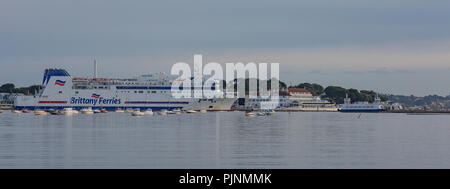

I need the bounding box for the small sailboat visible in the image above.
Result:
[115,108,124,113]
[61,108,74,116]
[256,112,266,116]
[266,109,275,116]
[173,108,182,114]
[80,108,94,115]
[158,109,168,115]
[48,109,61,115]
[144,109,154,116]
[131,110,145,116]
[186,109,197,114]
[34,110,47,116]
[245,111,255,117]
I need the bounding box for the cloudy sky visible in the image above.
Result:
[1,0,450,96]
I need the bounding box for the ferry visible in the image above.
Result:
[14,67,237,111]
[339,94,385,113]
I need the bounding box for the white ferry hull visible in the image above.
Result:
[14,69,237,111]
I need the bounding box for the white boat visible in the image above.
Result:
[115,108,124,113]
[93,109,101,113]
[245,112,255,117]
[158,109,168,115]
[48,109,62,115]
[173,108,182,114]
[186,109,197,114]
[12,110,21,114]
[256,112,266,116]
[339,94,385,113]
[131,110,145,116]
[266,109,275,115]
[34,110,47,116]
[72,110,79,114]
[80,108,94,115]
[61,108,74,115]
[144,109,154,116]
[200,109,207,113]
[14,68,237,112]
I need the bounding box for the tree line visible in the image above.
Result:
[1,81,387,104]
[222,79,387,104]
[292,83,388,104]
[0,83,42,95]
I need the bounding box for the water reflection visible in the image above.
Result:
[0,111,450,168]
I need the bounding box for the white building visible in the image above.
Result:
[282,88,338,111]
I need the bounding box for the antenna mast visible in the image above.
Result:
[94,59,98,78]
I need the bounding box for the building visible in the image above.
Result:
[232,88,337,111]
[281,88,338,111]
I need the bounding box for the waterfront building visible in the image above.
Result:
[281,88,338,111]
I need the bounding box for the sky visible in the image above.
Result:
[1,0,450,96]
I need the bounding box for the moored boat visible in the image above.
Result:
[34,110,47,116]
[131,110,145,116]
[158,109,168,115]
[144,109,154,116]
[80,108,94,115]
[61,108,74,115]
[256,112,266,116]
[266,109,275,115]
[245,112,255,117]
[186,109,197,114]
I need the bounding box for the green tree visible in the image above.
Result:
[294,83,324,95]
[0,83,15,93]
[324,86,347,104]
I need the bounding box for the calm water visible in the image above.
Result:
[0,111,450,169]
